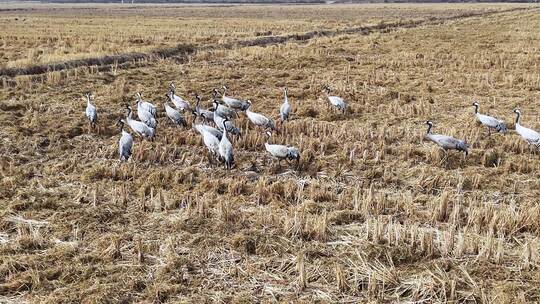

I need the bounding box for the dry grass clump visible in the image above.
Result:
[1,4,540,303]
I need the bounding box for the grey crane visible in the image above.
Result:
[137,99,157,129]
[194,113,223,140]
[217,86,250,111]
[280,87,292,122]
[135,92,157,117]
[514,109,540,147]
[246,100,276,130]
[117,119,133,162]
[264,131,300,167]
[197,123,221,164]
[219,118,234,170]
[168,83,191,113]
[164,100,187,127]
[472,102,506,135]
[84,92,97,130]
[193,94,214,123]
[323,85,347,113]
[425,121,468,156]
[125,106,155,140]
[213,99,237,119]
[214,111,241,136]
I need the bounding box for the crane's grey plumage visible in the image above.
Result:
[425,121,468,156]
[213,100,237,119]
[246,100,276,130]
[218,86,250,111]
[125,106,155,140]
[514,109,540,147]
[117,119,133,162]
[264,131,300,166]
[194,113,223,140]
[135,92,157,117]
[473,102,506,134]
[214,111,241,136]
[198,125,221,163]
[323,85,347,113]
[219,118,234,169]
[280,87,292,122]
[164,101,187,127]
[168,83,191,113]
[85,92,97,129]
[137,99,157,129]
[193,94,214,123]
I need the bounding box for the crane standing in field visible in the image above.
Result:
[125,106,155,140]
[213,100,237,120]
[135,92,157,117]
[168,83,191,113]
[84,92,97,131]
[117,119,133,162]
[513,109,540,148]
[472,102,507,135]
[164,99,187,127]
[137,98,157,129]
[218,86,250,111]
[219,118,234,170]
[323,85,347,114]
[196,119,221,165]
[280,87,292,123]
[425,120,468,158]
[193,94,214,124]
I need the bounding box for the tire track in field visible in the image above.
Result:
[0,6,535,79]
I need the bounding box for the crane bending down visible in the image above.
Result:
[425,121,468,157]
[472,102,506,135]
[264,131,300,167]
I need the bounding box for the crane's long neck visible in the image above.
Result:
[426,124,432,134]
[284,90,289,104]
[473,104,478,114]
[515,112,521,125]
[222,121,228,139]
[86,95,92,106]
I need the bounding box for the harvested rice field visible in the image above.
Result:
[0,3,539,303]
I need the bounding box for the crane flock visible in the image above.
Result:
[83,86,539,169]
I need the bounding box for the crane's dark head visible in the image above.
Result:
[472,101,479,107]
[135,92,142,100]
[323,85,330,94]
[265,131,272,138]
[513,108,521,115]
[222,85,228,91]
[425,120,433,127]
[169,83,175,90]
